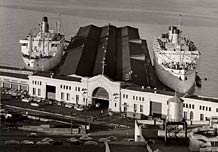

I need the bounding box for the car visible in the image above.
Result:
[22,98,30,102]
[98,138,110,143]
[75,105,84,111]
[30,102,39,107]
[65,103,73,108]
[107,136,118,141]
[5,140,20,144]
[36,141,50,145]
[21,140,34,144]
[27,132,38,137]
[67,137,79,143]
[41,137,54,142]
[79,135,92,141]
[84,141,98,145]
[33,97,42,103]
[123,138,134,142]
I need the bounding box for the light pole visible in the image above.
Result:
[82,88,88,134]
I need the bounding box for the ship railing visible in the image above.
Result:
[22,53,53,59]
[162,62,196,71]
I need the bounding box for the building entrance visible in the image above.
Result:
[92,87,109,109]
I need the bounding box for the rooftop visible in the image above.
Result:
[32,72,82,82]
[0,71,29,80]
[59,24,164,89]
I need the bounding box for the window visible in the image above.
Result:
[206,107,208,111]
[123,94,125,98]
[190,111,193,120]
[192,104,194,109]
[183,103,185,107]
[134,104,137,112]
[75,87,77,91]
[209,107,211,111]
[83,97,85,103]
[63,85,65,89]
[184,112,187,119]
[200,106,202,110]
[60,85,62,89]
[142,97,144,101]
[216,108,218,113]
[78,87,80,91]
[33,88,36,95]
[136,96,138,100]
[66,86,68,90]
[69,86,71,90]
[140,105,143,113]
[115,103,117,107]
[61,92,64,100]
[38,88,41,96]
[40,81,42,85]
[133,96,135,100]
[32,80,34,84]
[123,103,127,112]
[203,106,205,110]
[66,93,70,101]
[22,43,27,46]
[76,95,79,104]
[186,104,188,108]
[189,104,191,109]
[126,95,128,99]
[200,114,204,121]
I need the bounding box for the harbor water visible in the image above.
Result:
[0,0,217,97]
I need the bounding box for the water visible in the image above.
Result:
[0,0,218,97]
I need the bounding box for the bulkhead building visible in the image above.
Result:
[0,24,218,122]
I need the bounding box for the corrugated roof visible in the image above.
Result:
[58,24,167,90]
[60,25,101,77]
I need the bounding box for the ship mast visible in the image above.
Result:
[28,29,33,55]
[179,14,182,65]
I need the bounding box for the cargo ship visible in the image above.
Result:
[19,17,66,71]
[153,26,200,94]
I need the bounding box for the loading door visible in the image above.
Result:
[46,85,56,100]
[150,101,162,118]
[20,85,28,91]
[3,82,10,88]
[11,84,19,90]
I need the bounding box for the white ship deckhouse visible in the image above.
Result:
[19,17,66,71]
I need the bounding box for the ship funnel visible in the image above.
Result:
[168,26,173,41]
[171,27,179,44]
[41,16,49,33]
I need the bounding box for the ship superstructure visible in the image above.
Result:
[153,26,200,94]
[20,17,65,71]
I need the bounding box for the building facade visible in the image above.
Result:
[1,72,218,121]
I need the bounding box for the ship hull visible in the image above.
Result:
[22,48,63,71]
[154,57,196,94]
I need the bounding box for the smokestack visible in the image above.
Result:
[168,26,173,41]
[42,16,49,33]
[171,27,179,44]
